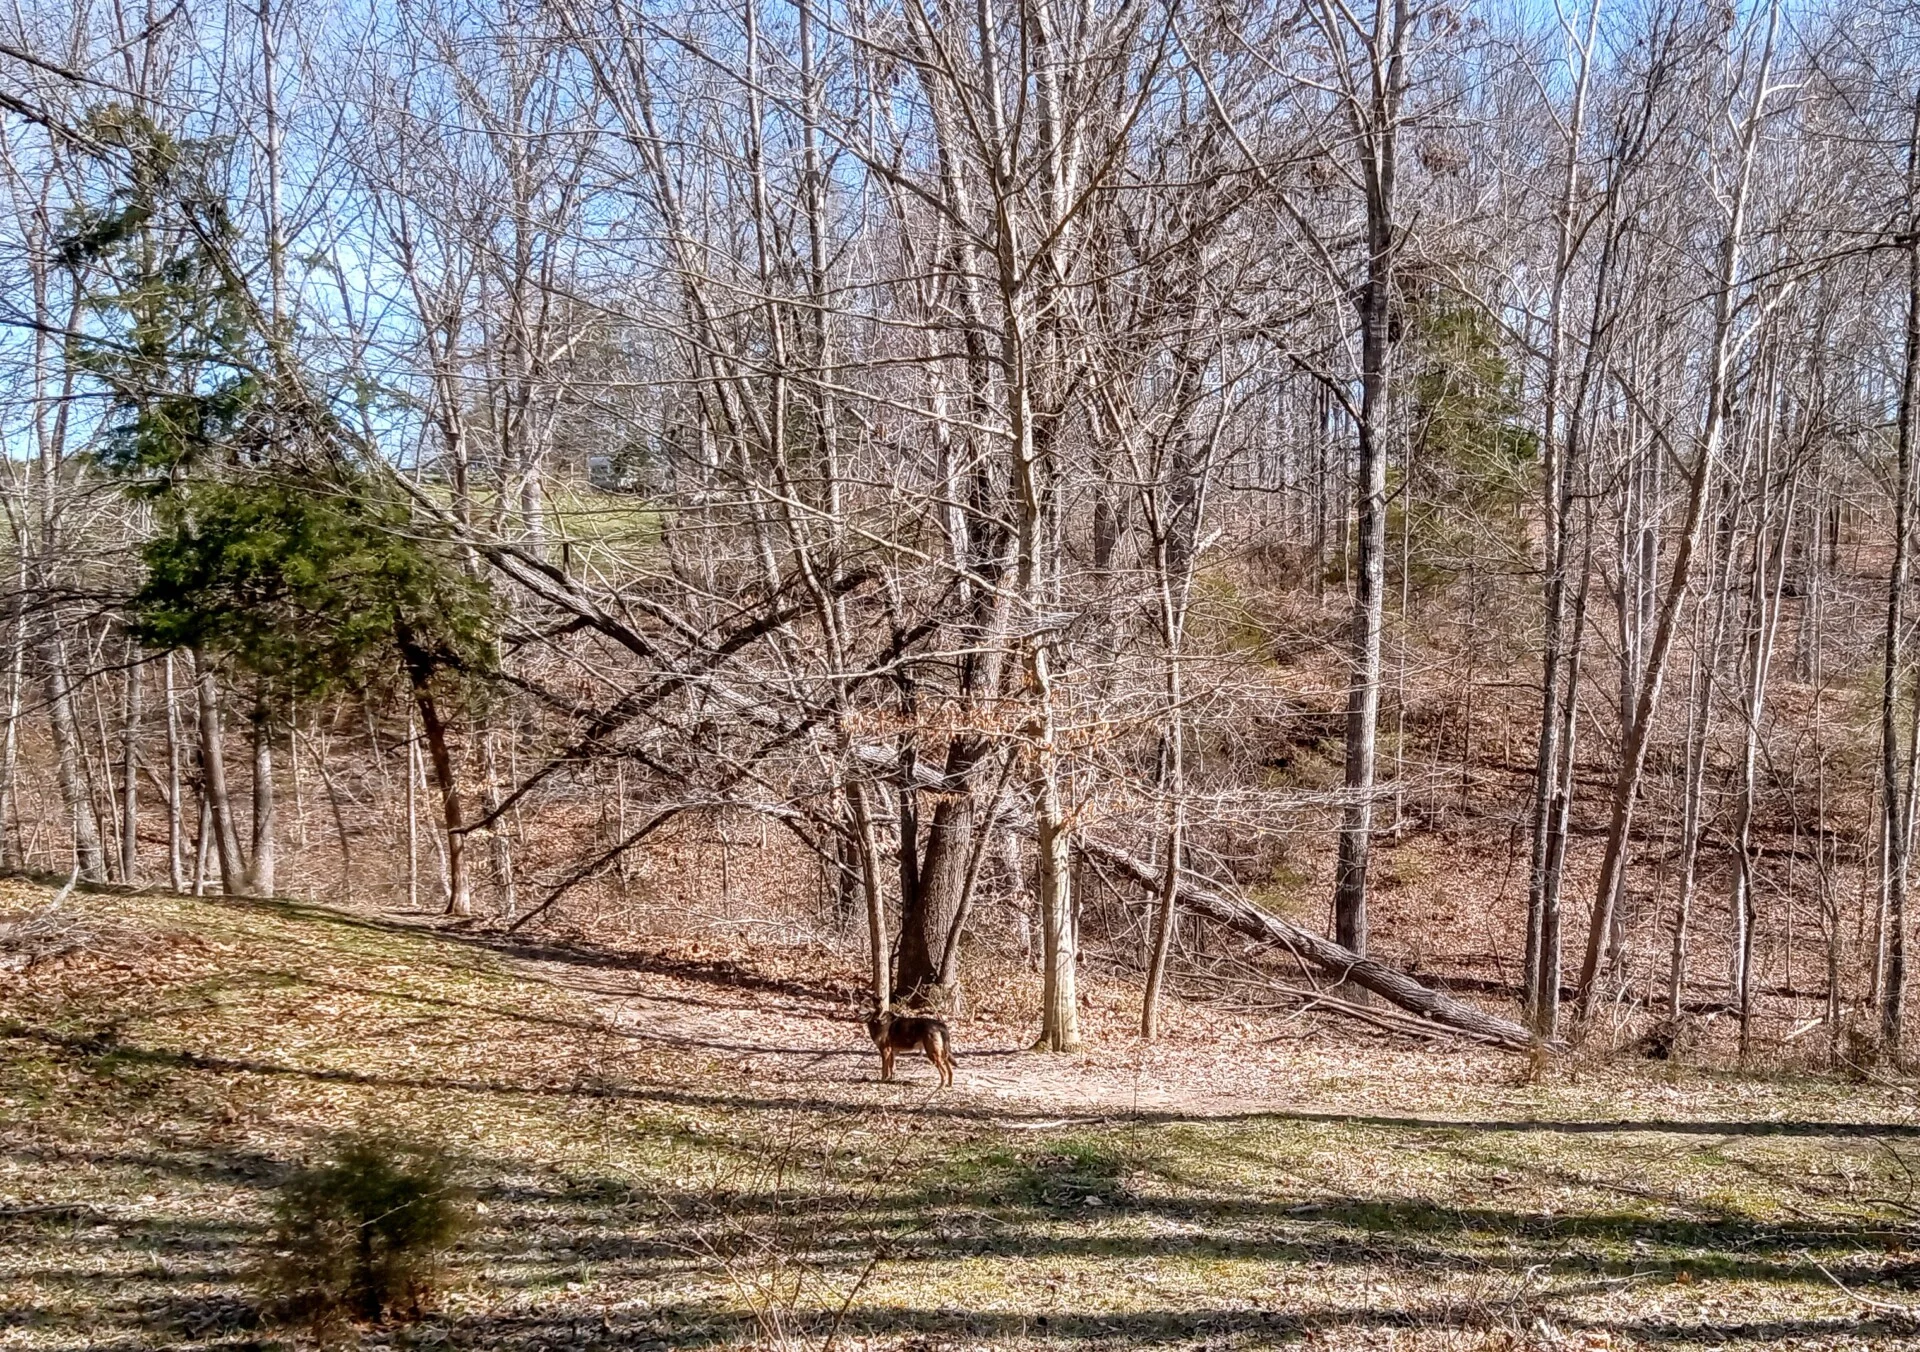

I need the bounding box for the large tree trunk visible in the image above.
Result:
[894,739,983,1009]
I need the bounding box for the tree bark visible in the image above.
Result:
[1733,409,1794,1056]
[1668,582,1726,1024]
[1141,716,1184,1040]
[847,780,891,1010]
[894,740,983,1009]
[0,572,23,871]
[1526,0,1602,1029]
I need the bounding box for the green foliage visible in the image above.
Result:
[131,473,494,708]
[61,105,261,488]
[1250,859,1316,921]
[935,1136,1154,1211]
[266,1134,470,1331]
[63,105,495,716]
[1396,297,1539,587]
[1410,303,1537,501]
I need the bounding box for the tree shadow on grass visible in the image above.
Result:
[456,1171,1916,1292]
[13,1020,1920,1139]
[13,1124,1919,1352]
[197,1302,1920,1349]
[190,893,865,1009]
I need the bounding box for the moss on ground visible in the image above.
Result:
[3,883,1918,1349]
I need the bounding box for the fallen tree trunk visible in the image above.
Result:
[854,743,1556,1051]
[1077,837,1559,1052]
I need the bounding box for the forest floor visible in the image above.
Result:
[6,880,1920,1351]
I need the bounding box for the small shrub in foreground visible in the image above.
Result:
[264,1134,470,1334]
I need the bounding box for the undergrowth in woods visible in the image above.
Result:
[4,880,1919,1351]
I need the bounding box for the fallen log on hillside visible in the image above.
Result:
[849,743,1555,1051]
[1076,837,1559,1052]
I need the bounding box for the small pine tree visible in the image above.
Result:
[266,1135,470,1331]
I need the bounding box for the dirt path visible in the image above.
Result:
[502,933,1244,1116]
[356,907,1920,1134]
[413,915,1588,1127]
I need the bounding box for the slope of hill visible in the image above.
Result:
[3,880,1918,1350]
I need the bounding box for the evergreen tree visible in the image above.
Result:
[63,104,494,909]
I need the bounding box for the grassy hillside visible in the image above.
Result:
[4,882,1919,1350]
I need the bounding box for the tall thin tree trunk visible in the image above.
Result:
[1734,424,1795,1056]
[0,565,24,870]
[1536,515,1593,1041]
[483,725,516,921]
[247,702,275,897]
[406,707,420,908]
[1526,0,1601,1027]
[1141,707,1184,1040]
[192,783,211,897]
[42,627,104,882]
[164,654,184,892]
[1032,703,1081,1050]
[1669,584,1725,1024]
[1331,0,1409,965]
[1880,90,1920,1057]
[848,780,891,1011]
[120,641,142,886]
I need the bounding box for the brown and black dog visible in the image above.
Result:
[864,1009,955,1087]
